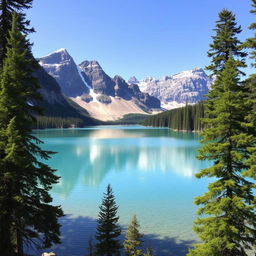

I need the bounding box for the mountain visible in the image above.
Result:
[39,48,89,97]
[128,76,140,84]
[39,49,161,121]
[79,60,115,96]
[78,60,160,110]
[34,66,98,125]
[130,68,213,109]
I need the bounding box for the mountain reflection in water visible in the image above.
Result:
[34,126,205,198]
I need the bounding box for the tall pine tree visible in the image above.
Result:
[95,184,121,256]
[206,9,246,76]
[124,215,143,256]
[0,13,63,256]
[187,54,256,256]
[0,0,34,65]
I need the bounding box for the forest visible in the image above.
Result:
[35,116,84,129]
[143,102,205,131]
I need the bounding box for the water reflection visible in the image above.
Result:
[34,126,201,140]
[35,126,204,197]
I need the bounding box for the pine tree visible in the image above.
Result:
[0,13,63,256]
[187,55,256,256]
[0,0,34,65]
[206,9,246,76]
[95,184,121,256]
[124,215,143,256]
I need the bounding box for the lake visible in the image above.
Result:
[32,126,211,256]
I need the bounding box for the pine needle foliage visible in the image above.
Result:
[124,215,143,256]
[0,0,34,64]
[95,184,122,256]
[187,55,256,256]
[206,9,247,76]
[0,13,63,256]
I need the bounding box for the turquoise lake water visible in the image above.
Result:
[33,126,211,256]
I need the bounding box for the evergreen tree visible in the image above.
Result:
[95,184,121,256]
[0,13,63,256]
[206,9,246,76]
[0,0,34,64]
[187,55,256,256]
[124,215,143,256]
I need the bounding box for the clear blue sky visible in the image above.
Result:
[27,0,253,80]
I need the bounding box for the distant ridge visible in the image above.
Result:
[128,68,213,110]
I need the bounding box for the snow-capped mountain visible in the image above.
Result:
[39,48,89,97]
[38,49,161,121]
[32,65,97,125]
[129,68,213,109]
[79,60,116,96]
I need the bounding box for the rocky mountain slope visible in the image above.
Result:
[34,66,98,125]
[39,49,161,121]
[39,48,89,97]
[129,68,213,109]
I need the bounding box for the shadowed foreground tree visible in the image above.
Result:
[0,0,34,65]
[0,13,63,256]
[95,184,122,256]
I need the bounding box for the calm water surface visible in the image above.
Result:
[33,126,211,256]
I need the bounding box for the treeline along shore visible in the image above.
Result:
[143,102,205,132]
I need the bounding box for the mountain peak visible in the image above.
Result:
[39,48,73,66]
[128,76,139,84]
[79,60,103,71]
[114,75,125,81]
[172,67,207,80]
[38,49,89,97]
[192,67,204,72]
[54,48,68,53]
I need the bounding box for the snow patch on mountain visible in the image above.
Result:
[55,48,67,53]
[77,65,91,90]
